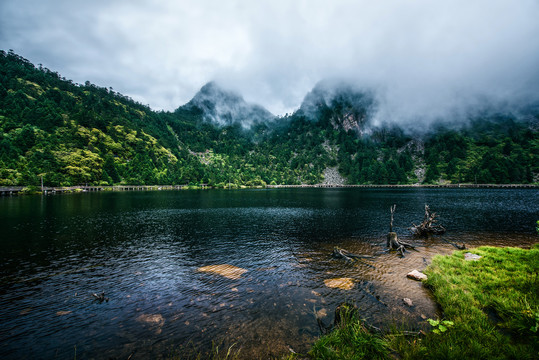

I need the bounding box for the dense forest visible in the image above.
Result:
[0,50,538,187]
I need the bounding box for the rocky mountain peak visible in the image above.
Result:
[184,82,275,128]
[299,80,377,134]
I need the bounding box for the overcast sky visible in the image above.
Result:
[2,0,539,122]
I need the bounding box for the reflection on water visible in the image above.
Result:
[0,188,537,359]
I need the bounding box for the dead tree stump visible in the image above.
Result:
[387,205,415,257]
[409,204,446,236]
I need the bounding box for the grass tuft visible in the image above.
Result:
[169,341,241,360]
[309,303,390,359]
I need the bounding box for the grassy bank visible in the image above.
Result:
[305,245,539,360]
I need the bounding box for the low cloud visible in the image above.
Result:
[1,0,538,124]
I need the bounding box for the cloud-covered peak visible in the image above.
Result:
[299,80,377,133]
[184,82,275,128]
[2,1,538,122]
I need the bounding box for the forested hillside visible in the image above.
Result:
[0,50,537,187]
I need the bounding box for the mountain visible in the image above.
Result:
[299,80,377,134]
[181,81,275,128]
[0,50,537,188]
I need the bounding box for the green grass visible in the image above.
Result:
[309,303,390,360]
[307,245,539,360]
[405,245,539,360]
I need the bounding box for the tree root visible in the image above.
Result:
[440,237,466,250]
[332,247,376,268]
[387,232,415,257]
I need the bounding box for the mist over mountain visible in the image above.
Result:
[0,51,537,188]
[181,81,275,128]
[298,80,378,134]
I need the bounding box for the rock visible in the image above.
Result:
[316,308,328,318]
[324,277,354,290]
[407,269,428,281]
[197,264,248,279]
[464,253,482,261]
[137,314,164,325]
[403,298,413,307]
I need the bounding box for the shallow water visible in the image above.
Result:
[0,188,537,359]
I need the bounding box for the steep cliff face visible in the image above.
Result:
[182,81,275,128]
[299,80,377,134]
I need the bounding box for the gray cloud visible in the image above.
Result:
[1,0,539,123]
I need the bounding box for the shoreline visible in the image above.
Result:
[304,244,539,360]
[1,183,538,196]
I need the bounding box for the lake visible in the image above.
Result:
[0,188,537,359]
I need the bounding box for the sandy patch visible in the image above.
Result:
[324,277,355,290]
[198,264,248,280]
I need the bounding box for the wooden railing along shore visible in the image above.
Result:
[0,183,537,196]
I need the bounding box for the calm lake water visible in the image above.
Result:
[0,188,537,359]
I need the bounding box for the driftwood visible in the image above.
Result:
[409,204,446,236]
[440,237,466,250]
[92,291,109,303]
[332,247,375,268]
[387,205,415,257]
[332,247,373,261]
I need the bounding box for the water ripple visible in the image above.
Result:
[0,188,537,359]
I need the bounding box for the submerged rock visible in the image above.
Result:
[138,314,165,333]
[19,308,32,315]
[198,264,248,279]
[324,277,355,290]
[316,308,328,318]
[137,314,164,325]
[137,314,165,335]
[464,253,482,261]
[407,270,428,281]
